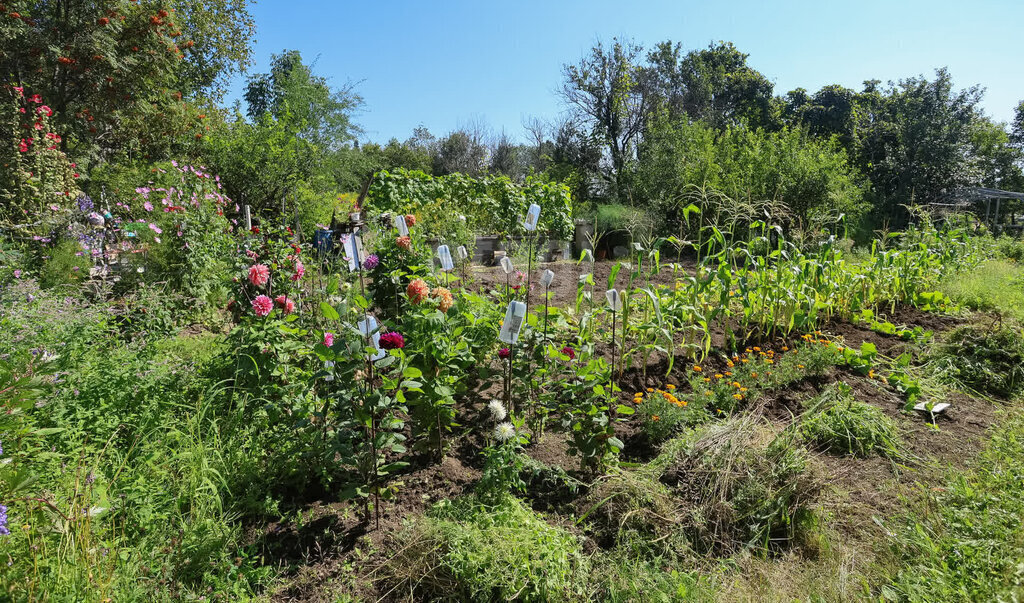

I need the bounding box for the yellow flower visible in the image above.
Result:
[652,415,660,422]
[724,371,733,376]
[781,346,789,351]
[740,387,747,392]
[726,361,735,368]
[752,346,761,352]
[733,393,743,400]
[715,374,724,379]
[666,384,676,390]
[751,372,758,378]
[868,370,875,379]
[693,366,703,372]
[741,358,749,363]
[646,388,654,393]
[732,381,741,388]
[797,364,805,369]
[703,377,711,383]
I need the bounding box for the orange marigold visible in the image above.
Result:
[406,278,429,304]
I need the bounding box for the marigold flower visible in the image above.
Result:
[251,295,273,317]
[406,278,429,304]
[248,264,270,286]
[651,415,660,422]
[396,235,411,250]
[666,384,676,390]
[693,365,702,372]
[733,393,743,400]
[714,374,723,379]
[646,388,654,393]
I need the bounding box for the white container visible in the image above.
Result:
[605,289,623,312]
[540,269,555,288]
[523,203,541,231]
[498,300,527,344]
[437,244,454,272]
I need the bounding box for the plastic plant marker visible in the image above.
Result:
[500,256,515,275]
[437,245,454,271]
[541,269,555,288]
[456,245,468,261]
[499,300,527,344]
[395,214,409,236]
[914,401,950,414]
[346,233,363,271]
[524,203,541,231]
[606,289,623,312]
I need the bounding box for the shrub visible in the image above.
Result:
[799,382,902,458]
[381,495,588,602]
[38,239,92,289]
[933,323,1024,399]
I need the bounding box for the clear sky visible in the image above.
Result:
[226,0,1024,144]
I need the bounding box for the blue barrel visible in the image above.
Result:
[313,229,334,256]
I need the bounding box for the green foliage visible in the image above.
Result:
[367,169,575,240]
[799,382,902,458]
[636,116,866,233]
[932,323,1024,399]
[882,409,1024,601]
[939,259,1024,321]
[37,240,92,289]
[382,495,588,602]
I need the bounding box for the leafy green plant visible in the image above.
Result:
[932,322,1024,399]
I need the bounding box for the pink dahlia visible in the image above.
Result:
[323,332,335,347]
[291,259,305,281]
[275,295,295,314]
[252,295,273,317]
[380,331,405,350]
[248,264,270,286]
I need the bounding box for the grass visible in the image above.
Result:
[799,382,903,459]
[879,408,1024,601]
[930,322,1024,399]
[939,259,1024,321]
[379,494,589,602]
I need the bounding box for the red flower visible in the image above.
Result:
[18,140,28,153]
[27,94,41,103]
[158,9,169,17]
[36,105,52,116]
[405,214,416,227]
[13,86,23,95]
[250,226,260,234]
[561,346,576,360]
[97,17,109,25]
[380,331,405,350]
[498,347,511,359]
[274,295,295,314]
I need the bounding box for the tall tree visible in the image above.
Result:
[561,37,651,201]
[677,41,778,130]
[0,0,254,162]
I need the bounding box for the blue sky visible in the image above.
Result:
[227,0,1024,144]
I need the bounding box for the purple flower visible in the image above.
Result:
[76,194,94,212]
[144,201,154,212]
[363,254,380,270]
[0,505,7,536]
[13,270,21,278]
[379,331,405,350]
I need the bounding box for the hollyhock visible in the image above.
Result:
[395,235,411,250]
[380,331,405,350]
[323,332,335,347]
[498,347,511,359]
[251,295,273,317]
[291,260,305,281]
[363,254,379,270]
[248,264,270,286]
[406,278,429,304]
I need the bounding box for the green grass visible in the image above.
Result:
[879,408,1024,601]
[381,494,589,602]
[939,259,1024,320]
[799,382,903,458]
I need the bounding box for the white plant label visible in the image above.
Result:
[346,233,363,272]
[499,300,527,344]
[456,245,469,261]
[632,242,643,252]
[541,269,554,288]
[523,203,541,231]
[500,256,515,275]
[606,289,623,312]
[437,244,454,272]
[395,214,409,236]
[355,316,385,361]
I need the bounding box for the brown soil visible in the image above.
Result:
[262,281,1005,601]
